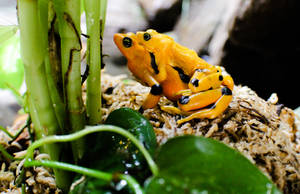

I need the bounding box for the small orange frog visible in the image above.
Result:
[136,29,228,93]
[114,30,234,125]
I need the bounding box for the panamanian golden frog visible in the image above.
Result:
[113,30,234,125]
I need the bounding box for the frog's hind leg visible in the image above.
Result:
[161,87,230,121]
[189,71,224,93]
[177,86,232,125]
[161,88,223,116]
[161,105,185,115]
[178,88,223,112]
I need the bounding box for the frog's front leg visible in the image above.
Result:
[141,85,162,110]
[177,86,233,125]
[139,73,163,113]
[149,52,167,83]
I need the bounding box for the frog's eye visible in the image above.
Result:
[123,37,132,48]
[143,33,151,41]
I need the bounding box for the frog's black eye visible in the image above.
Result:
[123,37,132,48]
[143,33,151,41]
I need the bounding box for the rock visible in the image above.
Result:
[175,0,234,54]
[139,0,182,32]
[209,0,300,108]
[208,0,242,64]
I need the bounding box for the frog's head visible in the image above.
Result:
[136,29,173,52]
[114,32,146,61]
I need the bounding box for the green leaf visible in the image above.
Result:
[145,136,281,194]
[83,108,157,163]
[0,26,24,90]
[105,108,157,155]
[84,108,157,170]
[75,108,157,193]
[0,25,18,43]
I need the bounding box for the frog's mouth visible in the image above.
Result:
[113,33,132,58]
[113,33,125,50]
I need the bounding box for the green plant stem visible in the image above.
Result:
[27,159,113,181]
[18,0,70,191]
[4,83,24,107]
[44,55,66,132]
[27,96,43,140]
[46,5,66,132]
[25,160,144,194]
[84,0,102,125]
[119,174,144,194]
[24,124,155,193]
[53,0,86,160]
[0,144,14,161]
[9,117,31,142]
[25,125,159,176]
[18,0,58,145]
[0,110,30,143]
[0,125,14,139]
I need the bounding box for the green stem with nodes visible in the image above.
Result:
[18,0,70,191]
[37,0,67,133]
[84,0,103,125]
[53,0,86,160]
[25,125,159,176]
[46,1,68,132]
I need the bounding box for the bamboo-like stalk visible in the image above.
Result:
[18,0,70,191]
[53,0,86,160]
[84,0,102,125]
[45,55,66,132]
[46,5,67,131]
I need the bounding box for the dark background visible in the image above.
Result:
[1,0,300,127]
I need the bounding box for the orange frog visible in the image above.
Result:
[136,29,231,93]
[114,31,234,125]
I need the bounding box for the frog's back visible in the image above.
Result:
[171,42,212,76]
